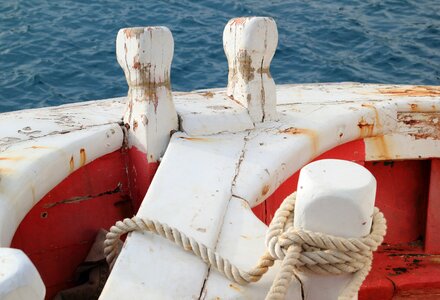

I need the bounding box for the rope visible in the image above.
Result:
[104,192,386,300]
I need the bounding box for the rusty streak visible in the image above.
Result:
[69,156,74,172]
[80,148,86,166]
[279,127,319,154]
[44,183,122,208]
[378,86,440,97]
[358,117,375,137]
[0,156,23,161]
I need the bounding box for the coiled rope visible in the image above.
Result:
[104,192,386,300]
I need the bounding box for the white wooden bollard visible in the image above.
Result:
[294,159,376,300]
[116,27,178,162]
[0,248,45,300]
[223,17,278,123]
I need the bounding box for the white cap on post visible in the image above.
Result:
[294,159,377,300]
[223,17,278,123]
[116,27,178,162]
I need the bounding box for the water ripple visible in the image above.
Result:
[0,0,439,112]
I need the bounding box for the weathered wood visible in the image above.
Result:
[116,26,178,162]
[223,17,278,123]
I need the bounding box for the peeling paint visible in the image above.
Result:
[200,92,214,98]
[378,86,440,97]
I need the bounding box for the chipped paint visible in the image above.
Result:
[378,86,440,97]
[230,17,248,26]
[200,91,214,98]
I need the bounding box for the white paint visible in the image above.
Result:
[174,88,254,135]
[232,100,396,207]
[294,159,376,300]
[201,197,302,299]
[0,248,45,300]
[0,124,123,247]
[101,132,251,299]
[117,27,178,162]
[224,17,278,123]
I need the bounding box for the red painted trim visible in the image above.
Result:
[11,150,133,299]
[425,159,440,254]
[125,146,158,212]
[364,160,430,245]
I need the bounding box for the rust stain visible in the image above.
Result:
[229,283,241,292]
[279,127,319,154]
[80,148,86,166]
[28,145,50,149]
[200,91,214,98]
[133,61,141,69]
[69,156,74,172]
[179,137,210,142]
[261,184,270,196]
[123,28,144,38]
[410,103,418,111]
[378,86,440,97]
[0,168,13,174]
[0,156,23,161]
[399,113,440,140]
[362,103,382,131]
[230,17,248,25]
[358,117,375,137]
[370,135,392,160]
[237,50,255,83]
[133,120,138,131]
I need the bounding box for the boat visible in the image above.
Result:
[1,16,439,300]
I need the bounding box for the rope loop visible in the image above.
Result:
[105,192,386,300]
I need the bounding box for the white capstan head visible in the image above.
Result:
[295,159,377,238]
[116,27,174,88]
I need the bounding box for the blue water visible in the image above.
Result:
[0,0,439,112]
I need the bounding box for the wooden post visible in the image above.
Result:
[294,159,377,299]
[223,17,278,123]
[116,27,178,209]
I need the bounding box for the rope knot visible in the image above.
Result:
[105,192,386,300]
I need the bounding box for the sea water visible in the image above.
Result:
[0,0,439,112]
